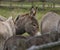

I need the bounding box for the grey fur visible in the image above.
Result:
[3,35,27,50]
[40,12,60,34]
[26,31,60,48]
[0,17,15,50]
[15,6,39,36]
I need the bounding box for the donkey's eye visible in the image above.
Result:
[33,24,36,26]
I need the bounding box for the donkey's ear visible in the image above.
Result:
[14,15,20,21]
[29,6,37,17]
[6,16,13,22]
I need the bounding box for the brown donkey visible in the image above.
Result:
[15,6,41,36]
[3,35,27,50]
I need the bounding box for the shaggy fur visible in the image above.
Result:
[26,31,60,48]
[15,6,39,36]
[3,35,27,50]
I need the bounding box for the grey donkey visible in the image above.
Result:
[40,12,60,34]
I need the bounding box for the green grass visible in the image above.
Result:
[0,8,28,18]
[0,7,60,21]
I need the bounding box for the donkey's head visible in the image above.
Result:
[29,6,38,17]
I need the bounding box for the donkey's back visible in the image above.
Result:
[40,12,60,34]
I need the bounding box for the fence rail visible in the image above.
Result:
[27,40,60,50]
[0,1,60,9]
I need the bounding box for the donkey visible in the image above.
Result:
[26,31,60,48]
[0,16,15,50]
[15,6,41,36]
[3,35,27,50]
[40,12,60,34]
